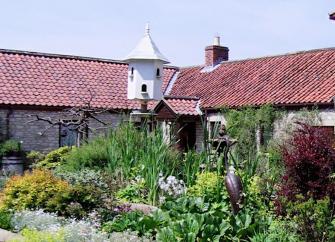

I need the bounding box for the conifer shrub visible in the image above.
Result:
[278,123,335,201]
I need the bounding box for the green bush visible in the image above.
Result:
[187,172,224,202]
[26,150,44,168]
[0,169,71,213]
[33,146,72,169]
[251,219,301,242]
[285,196,335,241]
[116,181,147,203]
[0,208,12,230]
[0,140,21,157]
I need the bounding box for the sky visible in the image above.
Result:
[0,0,334,66]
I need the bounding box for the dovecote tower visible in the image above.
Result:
[124,24,170,101]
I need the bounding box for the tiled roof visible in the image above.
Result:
[161,96,201,116]
[154,96,201,116]
[169,48,335,109]
[0,49,177,109]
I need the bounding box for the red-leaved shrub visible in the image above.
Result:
[278,122,335,201]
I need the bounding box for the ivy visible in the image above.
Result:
[224,105,282,161]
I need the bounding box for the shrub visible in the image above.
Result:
[0,208,12,230]
[0,139,21,157]
[26,150,44,168]
[279,123,335,201]
[0,169,71,213]
[10,209,114,242]
[11,209,63,232]
[116,180,147,204]
[250,219,301,242]
[66,184,105,218]
[187,172,224,202]
[53,168,108,190]
[285,196,335,241]
[33,146,72,169]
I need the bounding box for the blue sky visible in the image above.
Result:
[0,0,334,66]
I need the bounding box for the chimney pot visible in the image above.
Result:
[213,36,220,46]
[205,36,229,66]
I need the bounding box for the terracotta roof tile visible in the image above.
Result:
[162,97,201,116]
[0,49,177,110]
[169,48,335,108]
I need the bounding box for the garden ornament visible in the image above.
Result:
[214,124,243,214]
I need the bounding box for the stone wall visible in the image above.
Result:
[202,108,335,152]
[0,108,125,153]
[273,108,335,141]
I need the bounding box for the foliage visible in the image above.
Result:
[278,123,335,202]
[102,211,145,233]
[0,139,22,157]
[65,184,105,218]
[0,169,107,219]
[250,219,301,242]
[53,168,108,191]
[103,176,274,241]
[62,123,179,205]
[116,180,147,204]
[11,209,63,232]
[179,151,206,187]
[10,209,112,242]
[0,170,71,213]
[33,146,72,169]
[109,231,153,242]
[187,172,224,202]
[0,208,12,230]
[225,105,281,161]
[26,150,45,167]
[13,228,65,242]
[284,196,335,242]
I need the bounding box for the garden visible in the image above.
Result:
[0,106,334,241]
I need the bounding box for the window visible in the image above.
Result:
[141,84,147,93]
[130,67,134,76]
[156,68,160,77]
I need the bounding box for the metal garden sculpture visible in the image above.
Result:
[213,124,243,214]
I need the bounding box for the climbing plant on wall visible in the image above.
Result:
[224,105,282,161]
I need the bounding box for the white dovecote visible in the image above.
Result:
[124,24,170,101]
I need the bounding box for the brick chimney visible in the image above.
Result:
[330,11,335,20]
[205,36,229,66]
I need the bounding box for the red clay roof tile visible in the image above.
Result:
[169,48,335,109]
[155,97,201,116]
[0,49,177,110]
